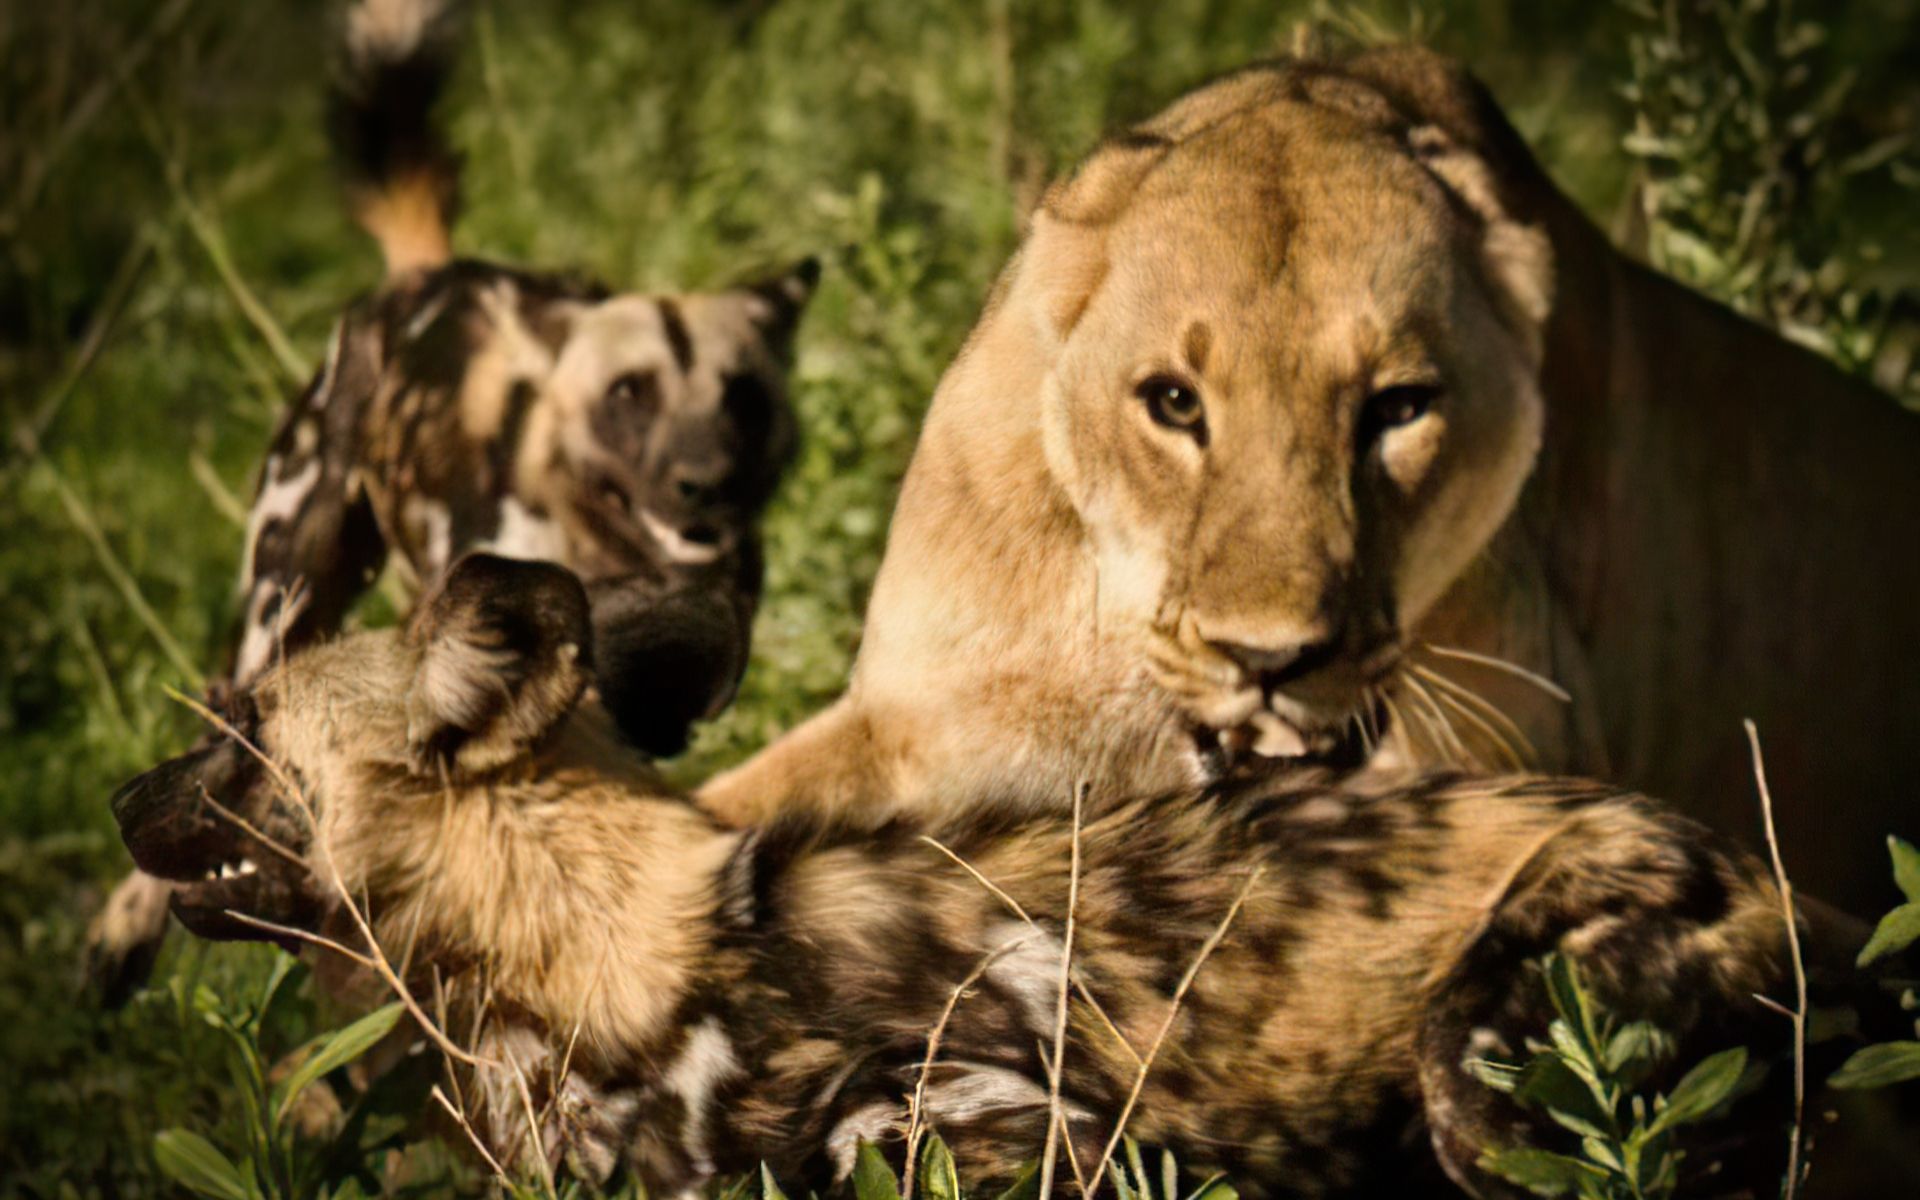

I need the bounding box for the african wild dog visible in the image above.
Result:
[109,554,1911,1197]
[86,0,816,1001]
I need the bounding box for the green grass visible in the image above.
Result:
[1,0,1915,1193]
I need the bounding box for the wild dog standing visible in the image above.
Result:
[109,555,1911,1197]
[86,0,817,1001]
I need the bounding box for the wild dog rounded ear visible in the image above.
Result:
[746,256,823,340]
[588,577,749,758]
[404,553,593,777]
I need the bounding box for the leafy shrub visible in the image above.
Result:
[1469,954,1753,1199]
[1621,0,1920,403]
[1828,837,1920,1091]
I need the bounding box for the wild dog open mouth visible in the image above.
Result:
[199,857,259,883]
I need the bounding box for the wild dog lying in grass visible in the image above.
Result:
[87,0,815,1001]
[108,553,1907,1197]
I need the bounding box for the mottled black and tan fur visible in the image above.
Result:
[111,555,1905,1198]
[87,0,816,1002]
[234,0,815,751]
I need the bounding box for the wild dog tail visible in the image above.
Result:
[328,0,460,279]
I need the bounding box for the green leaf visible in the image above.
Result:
[1543,957,1594,1045]
[762,1163,790,1200]
[854,1141,903,1200]
[1856,902,1920,967]
[272,1002,404,1128]
[1466,1057,1522,1093]
[991,1159,1041,1200]
[1649,1046,1747,1132]
[1895,837,1920,903]
[1829,1041,1920,1090]
[1579,1136,1623,1173]
[1160,1149,1178,1200]
[1603,1021,1674,1074]
[1125,1136,1151,1200]
[1106,1161,1136,1200]
[1478,1147,1607,1196]
[1184,1176,1236,1200]
[1517,1053,1612,1131]
[152,1130,251,1200]
[715,1174,756,1200]
[919,1135,960,1200]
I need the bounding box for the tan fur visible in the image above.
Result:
[114,602,1855,1195]
[701,49,1920,918]
[700,53,1551,828]
[351,168,454,278]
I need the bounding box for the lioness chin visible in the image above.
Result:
[112,554,1899,1197]
[695,46,1920,919]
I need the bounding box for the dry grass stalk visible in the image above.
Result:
[188,451,250,527]
[11,230,154,464]
[2,0,195,234]
[1038,783,1087,1200]
[1084,865,1264,1200]
[45,462,203,686]
[509,1058,557,1195]
[919,835,1143,1067]
[1744,719,1808,1200]
[432,1084,510,1178]
[111,69,310,383]
[902,933,1037,1198]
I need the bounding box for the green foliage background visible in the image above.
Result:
[1,0,1915,1193]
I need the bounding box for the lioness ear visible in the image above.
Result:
[1405,124,1554,363]
[1332,48,1558,364]
[1020,134,1171,345]
[1019,211,1110,345]
[405,553,592,776]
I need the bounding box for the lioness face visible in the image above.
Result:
[110,555,600,941]
[1025,99,1550,758]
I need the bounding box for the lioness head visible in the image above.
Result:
[112,554,638,941]
[962,56,1553,763]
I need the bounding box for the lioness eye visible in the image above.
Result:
[1136,375,1207,440]
[1361,384,1441,440]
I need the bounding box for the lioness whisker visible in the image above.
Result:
[1425,682,1527,772]
[1379,691,1416,760]
[1351,700,1376,757]
[1410,664,1539,768]
[1400,673,1473,768]
[1419,643,1572,703]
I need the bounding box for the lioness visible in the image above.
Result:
[111,554,1876,1197]
[698,46,1920,916]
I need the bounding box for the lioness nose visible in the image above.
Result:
[1208,631,1343,686]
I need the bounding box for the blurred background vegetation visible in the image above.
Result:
[1,0,1915,1193]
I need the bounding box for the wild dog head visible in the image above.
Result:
[112,554,650,941]
[546,260,819,570]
